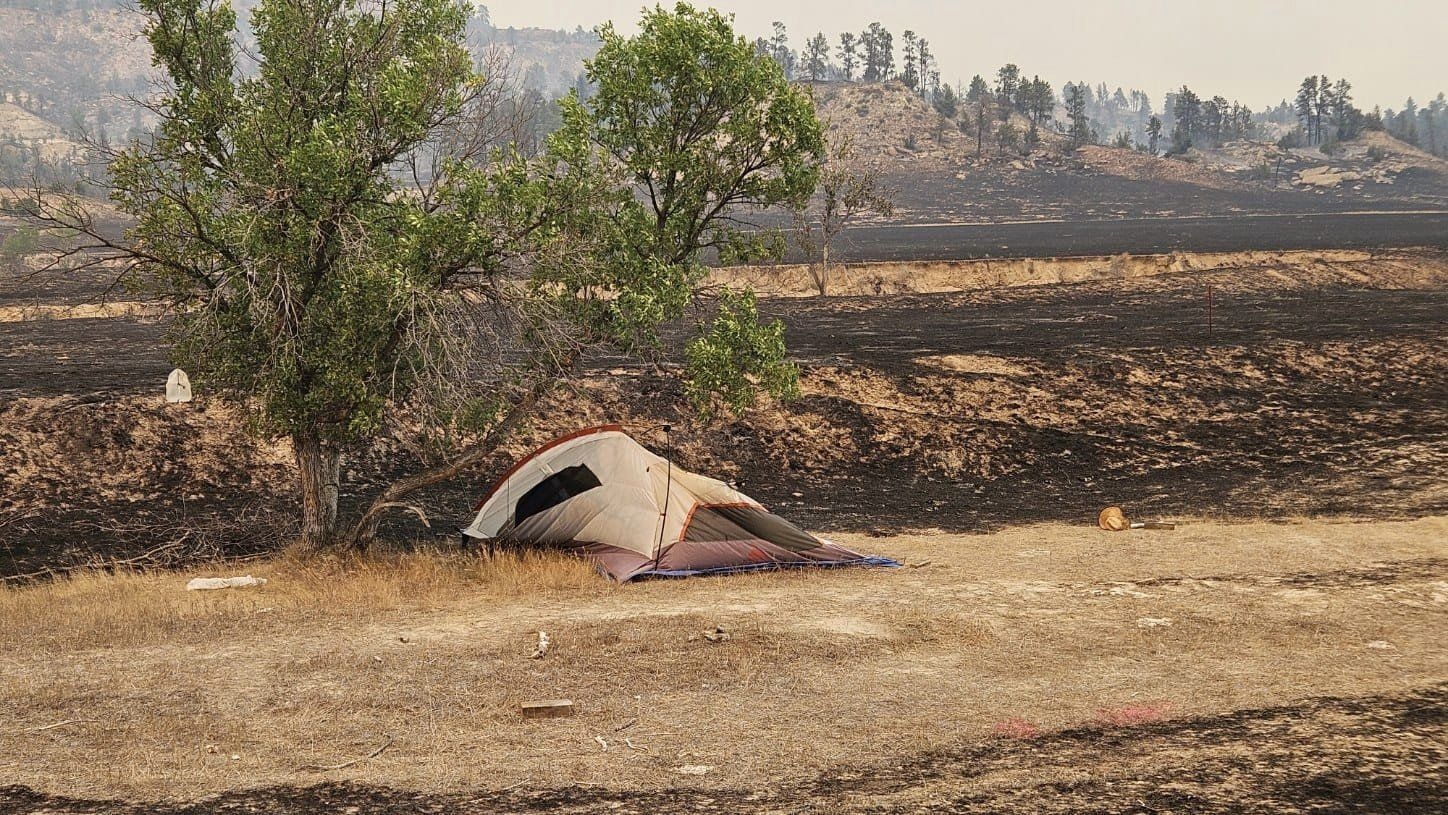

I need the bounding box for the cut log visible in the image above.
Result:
[520,699,574,719]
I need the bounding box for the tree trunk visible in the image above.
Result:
[345,379,554,550]
[294,431,341,551]
[817,242,830,297]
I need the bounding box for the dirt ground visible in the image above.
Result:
[1,247,1444,812]
[1,518,1444,812]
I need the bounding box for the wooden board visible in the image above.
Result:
[520,699,574,719]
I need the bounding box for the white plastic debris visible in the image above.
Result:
[1136,617,1173,628]
[165,368,193,403]
[1365,640,1395,650]
[186,576,267,591]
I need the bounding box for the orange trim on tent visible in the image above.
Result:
[472,424,626,511]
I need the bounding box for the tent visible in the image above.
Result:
[463,425,895,581]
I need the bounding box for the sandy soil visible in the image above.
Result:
[0,518,1444,812]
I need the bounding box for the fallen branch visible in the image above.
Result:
[296,734,394,772]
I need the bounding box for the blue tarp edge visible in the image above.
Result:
[628,555,902,581]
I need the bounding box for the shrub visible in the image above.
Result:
[0,225,40,259]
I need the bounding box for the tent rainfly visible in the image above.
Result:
[463,425,896,581]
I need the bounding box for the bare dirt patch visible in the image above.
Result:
[0,519,1443,811]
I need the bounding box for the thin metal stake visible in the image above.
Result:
[653,424,673,569]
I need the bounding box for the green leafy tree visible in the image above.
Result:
[571,5,822,270]
[39,0,824,550]
[565,3,823,408]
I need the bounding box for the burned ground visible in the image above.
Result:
[4,251,1445,577]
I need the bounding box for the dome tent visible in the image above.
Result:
[463,425,895,581]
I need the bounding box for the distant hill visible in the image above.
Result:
[806,80,1448,223]
[0,3,595,138]
[0,2,597,191]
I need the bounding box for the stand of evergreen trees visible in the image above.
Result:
[1381,94,1448,158]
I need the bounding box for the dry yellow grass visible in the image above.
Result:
[706,248,1448,298]
[0,547,604,652]
[0,301,168,323]
[0,518,1444,801]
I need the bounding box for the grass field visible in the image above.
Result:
[2,517,1443,811]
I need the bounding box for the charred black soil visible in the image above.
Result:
[3,255,1446,577]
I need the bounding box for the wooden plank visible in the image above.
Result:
[520,699,575,719]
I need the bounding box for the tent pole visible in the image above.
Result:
[653,423,673,569]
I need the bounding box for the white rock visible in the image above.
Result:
[165,368,193,403]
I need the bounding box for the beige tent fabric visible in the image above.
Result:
[463,425,874,581]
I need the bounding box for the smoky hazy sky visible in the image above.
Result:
[483,0,1446,111]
